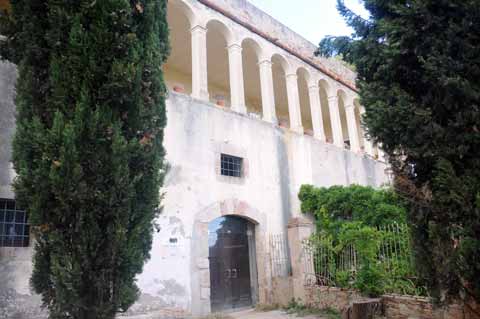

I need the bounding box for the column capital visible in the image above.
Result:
[258,59,272,67]
[191,24,207,33]
[227,43,242,52]
[328,95,338,101]
[344,103,355,110]
[308,84,320,91]
[286,73,298,80]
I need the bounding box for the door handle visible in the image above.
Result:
[225,269,231,279]
[231,268,238,279]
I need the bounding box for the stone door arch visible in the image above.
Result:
[190,199,267,316]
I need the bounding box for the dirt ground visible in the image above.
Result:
[227,309,329,319]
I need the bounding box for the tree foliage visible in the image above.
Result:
[1,1,169,318]
[299,184,406,232]
[299,185,422,297]
[316,0,480,303]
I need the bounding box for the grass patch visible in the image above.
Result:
[285,299,341,319]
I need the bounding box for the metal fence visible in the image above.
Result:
[302,223,419,293]
[269,233,292,277]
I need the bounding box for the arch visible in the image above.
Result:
[241,37,263,59]
[337,89,350,149]
[169,0,197,27]
[205,18,233,45]
[271,53,291,74]
[165,0,194,94]
[271,54,290,128]
[242,38,263,115]
[191,199,267,316]
[206,19,232,107]
[297,67,313,134]
[319,79,333,143]
[353,99,366,151]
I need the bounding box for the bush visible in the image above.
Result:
[299,184,407,234]
[300,184,425,297]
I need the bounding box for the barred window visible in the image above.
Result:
[0,199,29,247]
[221,154,243,178]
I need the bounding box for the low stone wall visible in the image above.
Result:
[296,285,480,319]
[383,294,479,319]
[303,286,362,312]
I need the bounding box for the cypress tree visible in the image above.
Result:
[317,0,480,304]
[1,1,169,318]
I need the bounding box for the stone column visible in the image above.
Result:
[360,108,374,156]
[378,145,387,162]
[308,84,326,141]
[228,43,246,113]
[328,95,344,148]
[345,103,361,152]
[287,217,314,303]
[258,59,277,123]
[191,25,209,100]
[364,138,374,156]
[286,73,303,133]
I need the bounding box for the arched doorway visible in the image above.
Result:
[208,216,256,312]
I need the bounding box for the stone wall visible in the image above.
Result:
[383,294,479,319]
[292,285,480,319]
[303,286,362,313]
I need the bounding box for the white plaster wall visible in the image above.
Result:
[0,61,16,199]
[133,91,388,315]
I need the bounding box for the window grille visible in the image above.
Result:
[221,154,243,177]
[0,199,29,247]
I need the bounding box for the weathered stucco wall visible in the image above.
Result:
[0,86,388,317]
[131,92,388,317]
[0,70,386,318]
[0,61,16,199]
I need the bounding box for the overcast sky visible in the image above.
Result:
[247,0,369,45]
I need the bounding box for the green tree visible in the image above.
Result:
[317,1,480,303]
[0,1,169,318]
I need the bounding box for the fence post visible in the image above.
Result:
[287,217,314,303]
